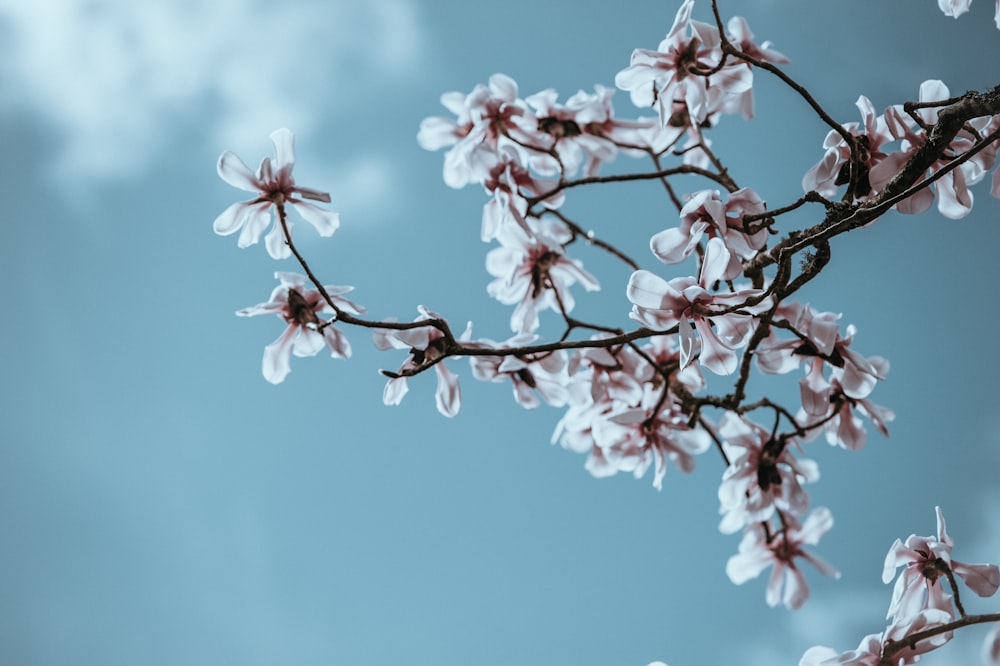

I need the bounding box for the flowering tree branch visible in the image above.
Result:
[212,1,1000,663]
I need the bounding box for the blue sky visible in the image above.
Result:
[2,1,1000,665]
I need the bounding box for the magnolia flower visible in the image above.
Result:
[938,0,1000,29]
[882,506,1000,623]
[237,272,364,384]
[649,188,768,279]
[469,337,569,410]
[755,302,843,375]
[417,73,541,189]
[590,386,711,490]
[214,128,340,259]
[486,219,599,334]
[524,86,620,178]
[716,412,819,534]
[628,237,769,375]
[871,80,991,219]
[372,307,471,418]
[614,0,752,125]
[799,609,955,666]
[726,507,840,610]
[801,95,896,200]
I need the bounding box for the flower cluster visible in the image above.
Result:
[210,4,1000,656]
[803,81,1000,219]
[801,507,1000,666]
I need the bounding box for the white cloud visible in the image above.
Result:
[0,0,426,182]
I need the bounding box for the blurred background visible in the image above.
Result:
[1,1,999,664]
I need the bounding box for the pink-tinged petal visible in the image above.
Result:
[262,326,298,384]
[700,237,731,286]
[651,226,699,264]
[951,560,1000,597]
[217,151,262,193]
[799,507,834,545]
[833,407,867,450]
[782,566,810,610]
[323,326,352,359]
[292,328,326,357]
[236,205,273,249]
[726,548,774,585]
[939,0,973,17]
[764,562,786,607]
[270,128,295,172]
[488,73,518,101]
[667,0,695,38]
[292,200,340,237]
[434,363,461,417]
[936,505,952,545]
[294,186,332,203]
[798,646,838,666]
[512,377,541,409]
[213,201,253,236]
[800,362,830,416]
[936,170,974,219]
[264,221,291,260]
[627,270,671,310]
[895,182,934,216]
[417,117,462,151]
[694,318,738,375]
[383,377,409,406]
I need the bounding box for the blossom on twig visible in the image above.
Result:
[214,128,340,259]
[237,272,363,384]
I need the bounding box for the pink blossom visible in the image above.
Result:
[649,188,768,278]
[524,86,621,178]
[614,0,752,125]
[237,272,363,384]
[627,237,770,375]
[800,610,955,666]
[615,0,753,126]
[881,608,955,665]
[417,74,542,189]
[797,337,894,451]
[801,95,897,200]
[590,386,711,490]
[881,506,1000,623]
[486,219,599,334]
[755,302,843,375]
[469,337,568,409]
[476,146,564,242]
[871,80,990,219]
[720,16,789,119]
[717,412,819,534]
[567,340,646,406]
[373,307,470,418]
[214,128,340,259]
[799,634,882,666]
[726,507,840,610]
[938,0,1000,29]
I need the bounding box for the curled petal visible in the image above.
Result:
[293,199,341,237]
[951,560,1000,598]
[262,326,298,384]
[383,377,409,406]
[217,151,262,193]
[434,363,462,417]
[213,201,255,236]
[270,128,296,172]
